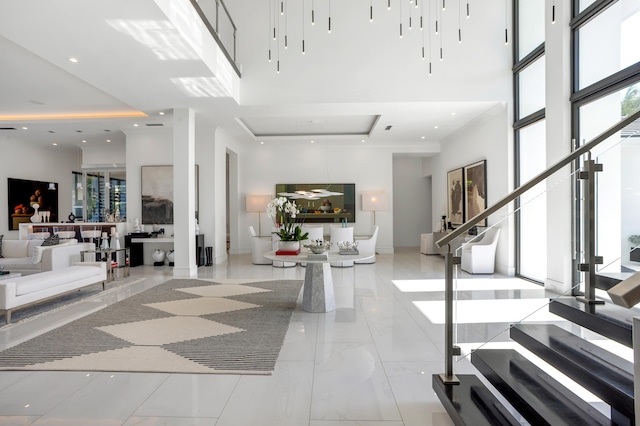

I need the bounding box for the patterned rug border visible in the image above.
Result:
[0,278,303,375]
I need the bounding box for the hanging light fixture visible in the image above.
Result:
[265,0,478,74]
[552,0,556,24]
[48,143,57,191]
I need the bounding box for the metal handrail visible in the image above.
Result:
[436,107,640,248]
[189,0,242,78]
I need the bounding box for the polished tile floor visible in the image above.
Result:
[0,248,600,425]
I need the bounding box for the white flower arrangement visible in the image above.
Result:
[266,197,308,242]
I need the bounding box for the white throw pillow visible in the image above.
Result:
[2,240,29,258]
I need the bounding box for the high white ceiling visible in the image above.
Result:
[0,0,511,153]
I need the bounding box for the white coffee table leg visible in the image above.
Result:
[302,262,336,312]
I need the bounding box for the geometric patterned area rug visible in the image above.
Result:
[0,278,303,375]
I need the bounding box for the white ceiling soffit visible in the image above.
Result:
[238,115,380,140]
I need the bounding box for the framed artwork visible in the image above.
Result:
[7,178,59,230]
[447,168,464,226]
[141,165,199,224]
[464,160,487,227]
[142,166,174,224]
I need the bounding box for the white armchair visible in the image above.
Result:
[460,227,500,274]
[355,225,379,264]
[249,226,272,265]
[330,225,354,267]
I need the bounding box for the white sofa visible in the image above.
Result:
[0,238,82,275]
[0,244,107,324]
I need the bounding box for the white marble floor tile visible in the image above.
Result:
[124,417,216,426]
[310,421,405,426]
[311,342,402,422]
[34,372,167,423]
[132,374,240,418]
[383,362,456,426]
[0,371,98,416]
[368,316,442,362]
[279,313,320,361]
[215,361,314,426]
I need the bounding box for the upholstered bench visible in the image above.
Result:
[0,262,107,324]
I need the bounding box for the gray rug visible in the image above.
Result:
[0,278,303,375]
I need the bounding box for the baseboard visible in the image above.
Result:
[377,247,394,254]
[545,278,571,294]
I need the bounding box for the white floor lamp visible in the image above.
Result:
[362,192,388,227]
[246,194,272,236]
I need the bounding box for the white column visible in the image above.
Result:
[544,0,573,293]
[173,108,197,277]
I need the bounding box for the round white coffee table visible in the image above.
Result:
[263,250,374,313]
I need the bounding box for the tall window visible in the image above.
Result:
[514,0,546,281]
[571,0,640,282]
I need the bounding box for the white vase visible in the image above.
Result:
[152,249,165,263]
[278,241,300,252]
[166,250,175,263]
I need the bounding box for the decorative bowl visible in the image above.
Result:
[319,205,332,212]
[304,240,331,254]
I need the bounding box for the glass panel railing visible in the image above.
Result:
[192,0,239,74]
[445,112,640,367]
[450,161,582,363]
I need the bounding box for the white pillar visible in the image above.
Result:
[544,0,573,293]
[173,108,197,277]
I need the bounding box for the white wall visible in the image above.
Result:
[239,141,396,254]
[0,139,77,238]
[393,156,431,247]
[429,104,515,275]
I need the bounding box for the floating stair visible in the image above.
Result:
[510,323,634,422]
[432,374,520,426]
[471,349,612,426]
[549,298,634,347]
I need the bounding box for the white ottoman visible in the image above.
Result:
[420,233,436,255]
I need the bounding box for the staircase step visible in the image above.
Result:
[471,349,611,426]
[549,298,634,347]
[510,323,634,420]
[596,273,625,291]
[432,374,521,426]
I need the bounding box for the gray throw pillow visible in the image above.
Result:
[41,234,60,247]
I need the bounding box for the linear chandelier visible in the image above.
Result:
[266,0,501,74]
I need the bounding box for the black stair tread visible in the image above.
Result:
[432,374,521,426]
[471,348,612,426]
[549,298,636,347]
[510,323,634,419]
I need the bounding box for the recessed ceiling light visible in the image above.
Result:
[421,136,425,139]
[260,141,264,145]
[133,123,139,127]
[361,139,365,142]
[82,140,87,143]
[21,126,27,130]
[159,112,165,116]
[52,142,58,146]
[68,57,79,63]
[451,112,456,116]
[106,139,111,143]
[310,140,315,144]
[434,126,439,129]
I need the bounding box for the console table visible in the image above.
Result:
[263,250,373,313]
[125,234,205,266]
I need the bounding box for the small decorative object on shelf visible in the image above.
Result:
[337,240,359,255]
[167,249,175,266]
[304,239,331,254]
